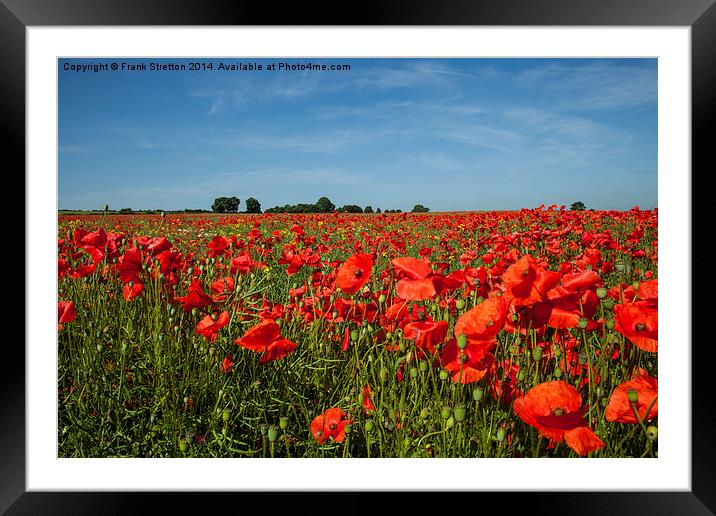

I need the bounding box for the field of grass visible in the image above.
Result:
[58,208,658,458]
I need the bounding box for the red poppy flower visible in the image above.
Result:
[336,253,373,295]
[123,282,144,301]
[235,319,298,364]
[605,374,658,423]
[211,276,235,302]
[454,296,508,342]
[230,253,253,275]
[502,255,560,307]
[392,257,442,301]
[58,300,77,330]
[513,380,605,456]
[222,354,235,373]
[439,338,495,384]
[310,407,351,444]
[195,311,230,342]
[176,279,213,312]
[362,385,375,413]
[117,247,144,284]
[613,302,658,352]
[403,320,448,355]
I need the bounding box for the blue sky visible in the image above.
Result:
[58,58,657,211]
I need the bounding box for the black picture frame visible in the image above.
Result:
[4,1,711,514]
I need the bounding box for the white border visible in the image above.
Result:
[27,27,690,491]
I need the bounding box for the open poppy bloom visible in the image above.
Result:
[58,300,77,330]
[123,282,144,301]
[392,257,441,301]
[513,380,605,456]
[310,407,352,444]
[403,320,448,355]
[605,373,658,423]
[176,279,213,312]
[235,319,298,364]
[614,302,658,352]
[454,296,508,343]
[195,311,230,342]
[336,253,373,295]
[361,385,375,413]
[501,255,560,307]
[211,276,235,303]
[439,338,495,383]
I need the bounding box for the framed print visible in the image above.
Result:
[4,0,713,514]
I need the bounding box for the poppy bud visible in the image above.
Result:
[646,425,658,441]
[627,389,639,403]
[441,406,452,420]
[191,307,198,317]
[445,416,455,429]
[439,370,449,381]
[420,407,430,419]
[457,334,468,349]
[187,267,194,276]
[419,360,428,372]
[615,261,626,272]
[473,387,483,401]
[511,313,518,322]
[632,280,640,290]
[453,404,467,422]
[379,368,388,382]
[279,417,288,430]
[553,346,562,358]
[179,438,188,452]
[553,367,563,379]
[410,367,418,379]
[596,286,607,299]
[518,370,525,381]
[532,347,542,362]
[496,428,506,442]
[455,299,465,310]
[476,297,484,304]
[378,294,386,304]
[606,319,615,330]
[578,351,588,365]
[268,425,279,442]
[350,330,359,342]
[578,317,589,329]
[344,423,353,435]
[365,420,374,432]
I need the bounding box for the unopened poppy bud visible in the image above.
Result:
[344,424,353,435]
[606,319,615,330]
[410,367,418,379]
[578,317,589,329]
[455,299,465,310]
[420,407,430,419]
[627,389,639,403]
[350,330,359,342]
[187,267,194,276]
[279,417,288,430]
[441,406,451,420]
[578,351,588,365]
[473,387,483,401]
[260,423,269,437]
[439,370,449,381]
[453,404,467,422]
[596,286,607,299]
[419,360,428,372]
[553,346,562,358]
[191,307,198,317]
[445,416,455,429]
[222,409,230,422]
[632,281,640,290]
[646,425,658,441]
[379,368,387,382]
[511,313,518,322]
[457,334,468,349]
[517,369,525,381]
[267,425,279,442]
[365,420,374,432]
[553,367,563,379]
[179,438,188,452]
[615,261,625,272]
[532,348,542,362]
[496,428,506,442]
[378,294,386,304]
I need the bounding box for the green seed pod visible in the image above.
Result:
[365,420,374,433]
[439,370,449,381]
[615,262,626,273]
[606,319,615,330]
[445,416,455,429]
[496,428,506,442]
[578,317,589,329]
[179,439,188,452]
[596,286,607,299]
[191,307,199,317]
[457,334,468,350]
[378,294,386,304]
[553,367,563,379]
[419,360,428,372]
[472,387,483,402]
[532,347,542,362]
[350,330,359,342]
[517,370,525,381]
[455,299,465,310]
[646,425,658,441]
[627,389,639,403]
[260,423,269,437]
[511,313,518,322]
[453,404,467,423]
[441,406,452,420]
[553,346,562,358]
[603,298,615,310]
[410,367,418,379]
[420,407,430,419]
[632,280,640,290]
[343,423,353,435]
[222,410,230,422]
[379,368,388,382]
[267,425,279,442]
[279,417,288,430]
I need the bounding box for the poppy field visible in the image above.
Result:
[57,206,658,458]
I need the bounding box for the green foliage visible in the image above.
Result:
[412,204,430,213]
[337,205,364,213]
[570,201,587,211]
[245,197,262,214]
[212,196,240,213]
[364,206,374,214]
[315,197,336,213]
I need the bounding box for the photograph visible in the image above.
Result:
[57,56,659,459]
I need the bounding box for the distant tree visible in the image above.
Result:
[412,204,430,213]
[212,196,240,213]
[245,197,262,214]
[376,207,381,213]
[338,204,363,213]
[119,208,132,213]
[315,197,336,213]
[570,201,586,211]
[364,205,374,214]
